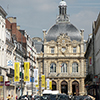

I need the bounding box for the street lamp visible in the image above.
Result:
[30,65,34,95]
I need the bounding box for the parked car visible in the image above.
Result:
[18,95,30,100]
[18,95,27,100]
[80,96,93,100]
[56,93,69,100]
[49,94,56,100]
[34,95,41,100]
[73,96,83,100]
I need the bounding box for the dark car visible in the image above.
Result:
[49,94,56,100]
[80,96,92,100]
[18,95,31,100]
[73,96,84,100]
[56,94,69,100]
[28,95,32,100]
[41,95,49,100]
[18,95,26,100]
[34,95,41,100]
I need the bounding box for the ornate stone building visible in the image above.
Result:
[33,0,86,96]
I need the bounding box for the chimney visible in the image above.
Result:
[17,25,20,30]
[7,17,16,23]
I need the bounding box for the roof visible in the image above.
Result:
[45,22,81,42]
[34,41,43,53]
[42,90,52,94]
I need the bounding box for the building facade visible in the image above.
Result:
[0,6,7,100]
[85,13,100,100]
[34,0,86,96]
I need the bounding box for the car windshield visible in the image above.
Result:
[57,94,69,100]
[41,96,48,100]
[50,95,56,100]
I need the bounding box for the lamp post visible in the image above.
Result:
[21,62,23,98]
[30,65,34,95]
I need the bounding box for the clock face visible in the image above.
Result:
[62,47,66,52]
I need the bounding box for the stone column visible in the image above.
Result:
[79,78,85,95]
[59,80,61,93]
[68,61,70,75]
[81,78,85,95]
[79,79,82,95]
[57,79,59,91]
[68,79,71,95]
[81,59,84,76]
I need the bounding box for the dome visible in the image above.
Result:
[59,1,67,6]
[45,22,82,42]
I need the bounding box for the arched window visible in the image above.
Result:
[72,62,78,72]
[50,63,56,73]
[61,63,67,73]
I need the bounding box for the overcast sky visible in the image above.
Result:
[0,0,100,40]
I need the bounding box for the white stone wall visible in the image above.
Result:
[41,32,86,95]
[95,26,100,76]
[0,14,7,100]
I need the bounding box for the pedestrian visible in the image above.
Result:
[31,94,34,100]
[11,95,14,100]
[7,94,11,100]
[16,96,18,100]
[25,95,28,100]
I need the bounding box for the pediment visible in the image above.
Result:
[57,33,71,43]
[48,40,57,46]
[71,40,79,47]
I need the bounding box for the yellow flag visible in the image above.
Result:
[0,76,3,82]
[41,75,45,89]
[14,62,20,82]
[49,80,52,90]
[24,62,30,82]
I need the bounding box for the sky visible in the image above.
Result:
[0,0,100,40]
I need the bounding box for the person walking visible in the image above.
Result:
[16,96,18,100]
[31,94,34,100]
[25,95,29,100]
[11,95,14,100]
[7,94,11,100]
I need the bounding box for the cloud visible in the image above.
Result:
[70,10,98,40]
[0,0,99,40]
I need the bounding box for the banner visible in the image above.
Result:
[49,80,52,90]
[34,69,38,85]
[41,75,45,89]
[89,57,92,66]
[24,62,30,82]
[0,75,4,100]
[36,76,39,88]
[14,62,20,82]
[46,78,49,89]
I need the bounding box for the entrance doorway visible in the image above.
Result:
[72,81,79,96]
[52,81,56,90]
[61,81,68,94]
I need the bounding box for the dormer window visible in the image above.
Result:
[62,40,65,43]
[51,48,54,53]
[73,47,76,53]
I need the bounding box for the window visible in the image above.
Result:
[50,63,56,72]
[72,62,78,72]
[62,40,65,43]
[61,63,67,73]
[51,48,54,53]
[73,47,76,53]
